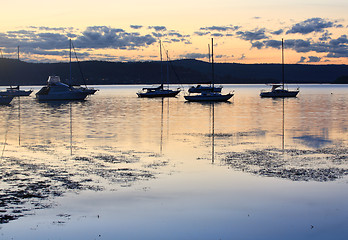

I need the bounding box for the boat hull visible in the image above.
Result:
[260,90,299,98]
[184,93,233,102]
[0,90,33,97]
[0,96,14,105]
[137,90,180,98]
[36,92,89,101]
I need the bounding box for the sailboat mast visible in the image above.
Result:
[69,39,72,86]
[166,50,169,88]
[17,46,20,60]
[159,40,163,88]
[208,44,211,63]
[282,38,284,90]
[211,38,215,89]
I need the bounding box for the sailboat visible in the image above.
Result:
[0,86,33,97]
[35,40,89,101]
[260,39,299,98]
[184,38,234,102]
[188,44,222,94]
[69,41,98,95]
[137,40,180,98]
[0,47,33,97]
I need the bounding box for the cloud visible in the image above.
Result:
[199,25,240,32]
[307,56,321,63]
[195,25,239,37]
[211,33,224,37]
[319,31,332,41]
[194,31,209,36]
[149,26,167,31]
[179,53,207,59]
[271,29,284,35]
[297,56,306,63]
[286,18,335,35]
[75,26,156,49]
[235,28,268,41]
[251,35,348,59]
[130,25,143,29]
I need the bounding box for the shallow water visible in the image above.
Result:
[0,84,347,239]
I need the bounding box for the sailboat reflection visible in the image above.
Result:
[160,98,164,154]
[282,98,284,151]
[210,102,215,163]
[159,97,171,154]
[18,97,21,145]
[38,101,75,155]
[69,102,73,155]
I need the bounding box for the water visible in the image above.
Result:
[0,84,347,239]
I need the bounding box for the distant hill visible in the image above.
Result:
[0,58,347,86]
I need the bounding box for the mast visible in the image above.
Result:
[282,38,284,90]
[208,44,211,87]
[211,38,215,89]
[166,50,169,89]
[69,39,71,86]
[208,44,211,63]
[159,40,163,88]
[17,46,20,60]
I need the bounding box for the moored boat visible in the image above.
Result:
[188,84,222,93]
[260,39,299,98]
[185,38,234,102]
[137,40,180,98]
[137,85,180,98]
[184,91,233,102]
[35,76,89,101]
[0,86,33,97]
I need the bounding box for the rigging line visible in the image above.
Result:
[71,41,88,88]
[161,43,185,90]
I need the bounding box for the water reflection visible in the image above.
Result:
[0,97,168,224]
[223,97,348,182]
[0,85,348,239]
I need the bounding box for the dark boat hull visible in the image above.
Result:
[137,90,180,98]
[260,89,299,98]
[184,93,233,102]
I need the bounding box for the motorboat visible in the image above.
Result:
[35,76,89,101]
[260,84,299,98]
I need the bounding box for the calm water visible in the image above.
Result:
[0,84,347,240]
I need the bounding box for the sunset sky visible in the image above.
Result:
[1,0,347,64]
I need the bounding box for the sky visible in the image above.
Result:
[1,0,348,64]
